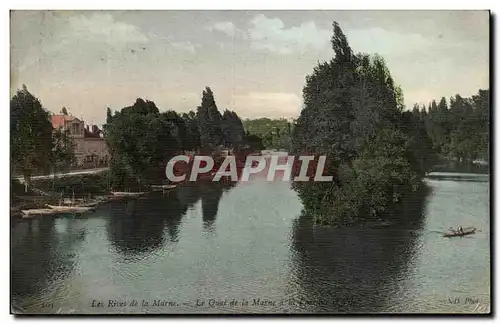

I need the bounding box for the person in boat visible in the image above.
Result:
[457,226,464,234]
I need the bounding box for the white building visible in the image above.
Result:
[51,114,109,167]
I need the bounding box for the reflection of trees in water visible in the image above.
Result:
[200,181,238,230]
[106,180,239,256]
[106,196,180,257]
[290,184,430,313]
[11,216,86,302]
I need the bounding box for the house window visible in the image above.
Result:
[72,123,80,135]
[85,154,98,163]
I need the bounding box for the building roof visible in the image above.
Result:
[51,114,104,139]
[51,114,78,128]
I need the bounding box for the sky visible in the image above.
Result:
[10,10,489,126]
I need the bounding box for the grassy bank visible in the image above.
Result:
[12,171,111,200]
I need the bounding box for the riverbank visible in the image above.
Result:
[430,160,489,174]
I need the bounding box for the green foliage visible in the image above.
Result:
[222,110,245,149]
[418,90,489,164]
[243,132,265,151]
[52,127,76,172]
[11,85,75,188]
[242,118,292,150]
[197,87,224,151]
[291,22,435,226]
[181,111,201,151]
[104,88,249,189]
[32,172,112,197]
[104,98,180,189]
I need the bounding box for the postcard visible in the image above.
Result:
[10,10,490,315]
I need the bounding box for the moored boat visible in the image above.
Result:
[61,198,100,208]
[150,184,177,191]
[443,227,477,237]
[21,209,60,217]
[110,191,145,197]
[21,207,92,218]
[73,201,100,208]
[95,195,116,202]
[46,205,95,212]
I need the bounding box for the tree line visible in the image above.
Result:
[242,118,292,150]
[103,86,263,189]
[10,85,265,192]
[410,90,489,165]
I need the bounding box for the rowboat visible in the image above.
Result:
[110,191,145,197]
[444,227,477,237]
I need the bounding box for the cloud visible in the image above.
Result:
[170,41,200,54]
[213,21,236,37]
[67,13,149,45]
[245,15,440,57]
[16,13,150,73]
[347,27,432,57]
[233,92,302,119]
[247,14,331,55]
[206,20,245,38]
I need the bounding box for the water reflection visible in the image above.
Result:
[106,196,182,257]
[106,180,239,256]
[200,181,238,230]
[11,216,86,306]
[290,185,429,313]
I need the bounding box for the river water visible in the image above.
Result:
[11,171,490,314]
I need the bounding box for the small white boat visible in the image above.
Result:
[46,205,95,212]
[21,209,59,217]
[62,198,77,205]
[150,184,177,191]
[21,207,91,218]
[110,191,145,197]
[78,201,100,207]
[61,198,99,207]
[95,195,113,201]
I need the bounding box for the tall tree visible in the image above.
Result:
[181,111,201,151]
[221,110,245,149]
[11,85,54,190]
[106,107,113,124]
[196,87,223,151]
